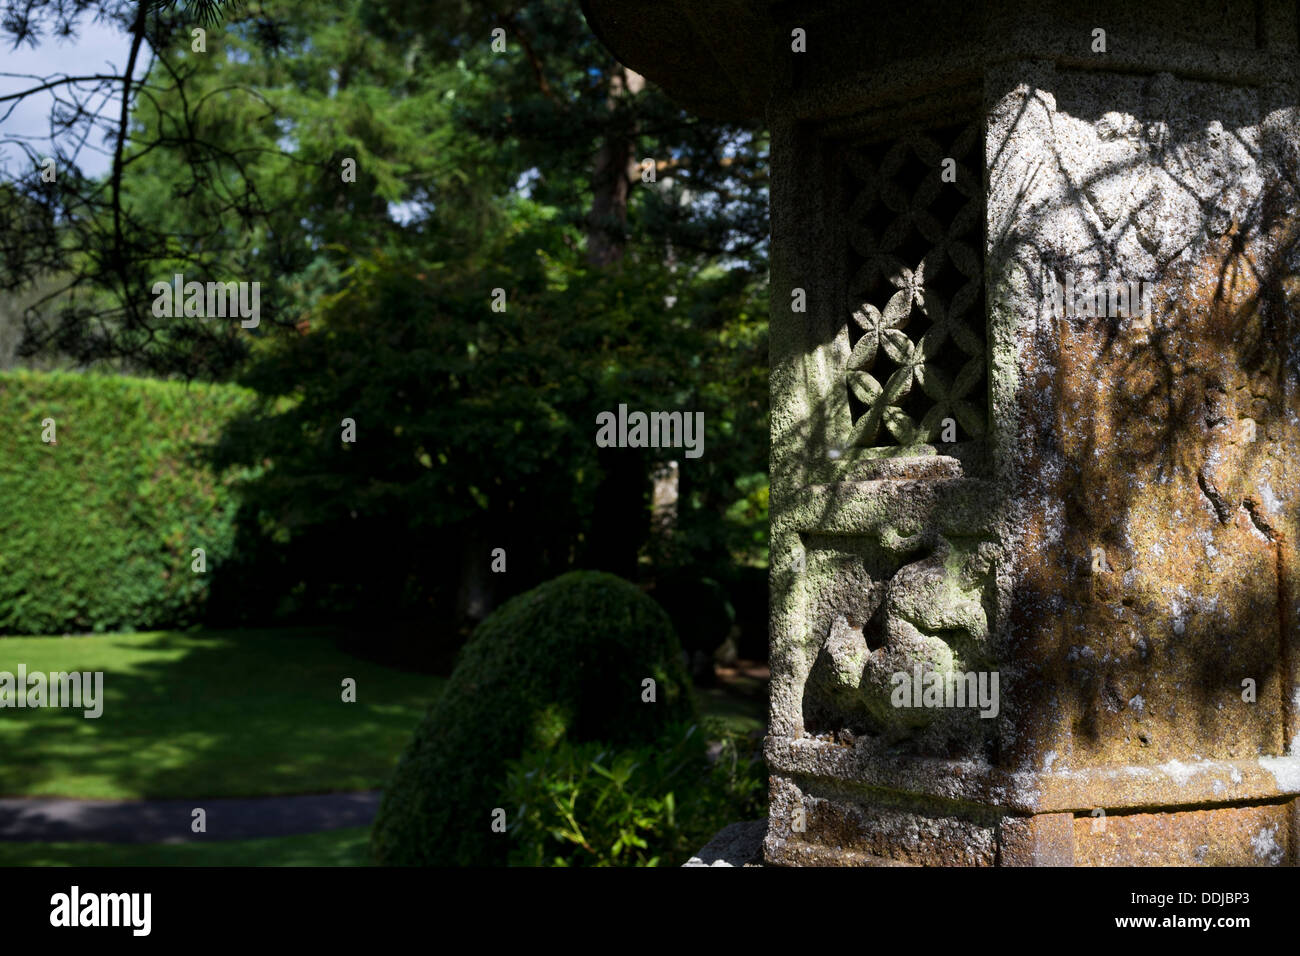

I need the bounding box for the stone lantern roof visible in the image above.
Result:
[582,1,1297,126]
[579,0,779,120]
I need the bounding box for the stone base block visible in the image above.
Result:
[765,771,1299,866]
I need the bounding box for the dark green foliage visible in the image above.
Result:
[208,242,762,636]
[651,570,734,658]
[2,0,773,657]
[370,571,695,866]
[208,251,634,631]
[3,0,771,646]
[0,370,253,634]
[723,564,770,661]
[650,564,772,670]
[503,723,766,867]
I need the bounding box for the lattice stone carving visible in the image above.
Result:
[844,123,986,448]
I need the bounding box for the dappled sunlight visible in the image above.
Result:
[0,629,442,800]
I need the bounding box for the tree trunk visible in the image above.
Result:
[585,65,644,268]
[582,65,652,579]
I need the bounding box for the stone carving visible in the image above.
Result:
[586,0,1300,868]
[844,124,986,448]
[807,530,996,734]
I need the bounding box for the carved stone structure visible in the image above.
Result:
[583,0,1300,865]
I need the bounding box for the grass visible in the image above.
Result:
[698,687,765,737]
[0,628,443,800]
[0,627,763,802]
[699,663,768,737]
[0,628,767,866]
[0,827,372,866]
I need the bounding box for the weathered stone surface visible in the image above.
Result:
[987,69,1300,778]
[683,819,767,867]
[1073,803,1292,866]
[584,0,1300,865]
[1000,812,1075,867]
[765,774,998,866]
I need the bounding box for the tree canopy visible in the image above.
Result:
[0,0,770,640]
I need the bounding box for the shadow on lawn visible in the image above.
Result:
[0,628,443,801]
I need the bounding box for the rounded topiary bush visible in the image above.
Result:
[370,570,696,866]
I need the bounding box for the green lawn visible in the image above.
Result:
[0,827,372,866]
[0,629,443,800]
[0,625,764,804]
[0,628,767,866]
[698,684,766,738]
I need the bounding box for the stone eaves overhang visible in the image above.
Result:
[580,0,1299,127]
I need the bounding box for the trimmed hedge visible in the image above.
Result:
[0,370,255,635]
[370,570,696,866]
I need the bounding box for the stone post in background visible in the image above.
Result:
[583,0,1300,866]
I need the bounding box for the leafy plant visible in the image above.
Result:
[503,723,766,867]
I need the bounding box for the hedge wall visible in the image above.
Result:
[0,370,255,635]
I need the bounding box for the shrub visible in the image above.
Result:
[370,571,696,866]
[0,370,254,635]
[504,723,767,867]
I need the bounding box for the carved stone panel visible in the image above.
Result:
[842,123,987,454]
[801,530,999,755]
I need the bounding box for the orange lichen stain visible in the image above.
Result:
[1041,220,1300,766]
